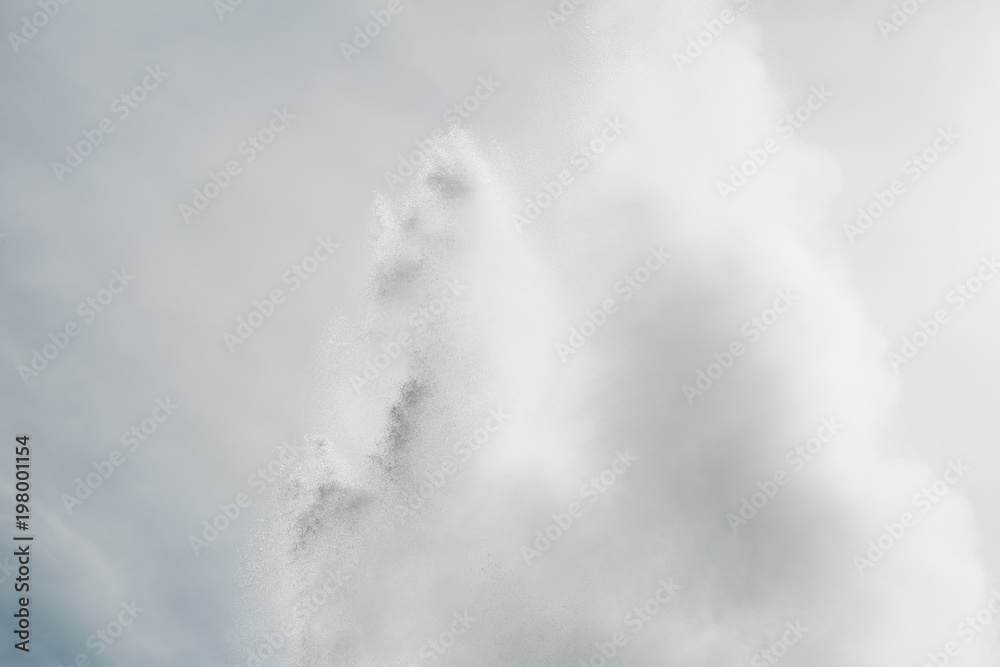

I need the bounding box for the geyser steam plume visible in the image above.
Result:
[268,2,987,665]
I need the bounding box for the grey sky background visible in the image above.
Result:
[1,0,999,665]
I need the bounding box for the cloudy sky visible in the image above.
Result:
[2,0,1000,665]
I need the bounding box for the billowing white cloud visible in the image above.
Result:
[269,3,997,666]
